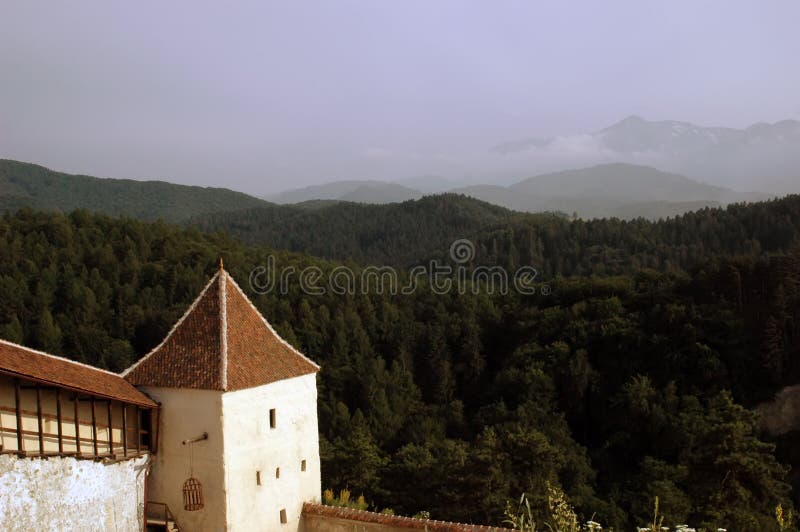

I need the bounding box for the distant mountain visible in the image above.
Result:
[493,116,800,194]
[338,183,423,203]
[0,159,270,222]
[266,180,423,204]
[267,163,759,220]
[450,163,763,219]
[395,175,455,193]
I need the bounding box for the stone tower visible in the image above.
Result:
[123,267,321,531]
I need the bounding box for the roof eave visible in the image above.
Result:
[0,368,158,408]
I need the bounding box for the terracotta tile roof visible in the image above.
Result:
[302,503,516,532]
[0,339,157,407]
[123,268,319,391]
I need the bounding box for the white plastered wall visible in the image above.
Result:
[0,454,148,531]
[141,386,227,532]
[222,373,321,531]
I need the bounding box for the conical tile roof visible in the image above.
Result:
[123,268,319,391]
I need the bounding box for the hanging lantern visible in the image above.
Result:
[182,477,204,511]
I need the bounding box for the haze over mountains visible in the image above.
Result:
[492,115,800,194]
[265,115,796,217]
[267,161,766,219]
[1,155,773,224]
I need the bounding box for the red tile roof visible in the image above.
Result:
[123,269,319,391]
[302,503,517,532]
[0,339,157,407]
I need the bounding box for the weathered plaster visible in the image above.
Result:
[141,386,228,532]
[0,454,148,532]
[222,373,322,531]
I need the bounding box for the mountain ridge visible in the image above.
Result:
[0,159,272,222]
[492,116,800,194]
[268,162,764,219]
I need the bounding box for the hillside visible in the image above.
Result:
[192,192,800,275]
[451,163,764,219]
[0,159,765,226]
[268,163,764,220]
[0,207,799,528]
[192,194,530,266]
[266,180,424,204]
[0,159,270,222]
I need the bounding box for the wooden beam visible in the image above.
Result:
[121,404,128,458]
[14,379,23,452]
[36,385,44,455]
[0,426,118,447]
[107,401,113,455]
[152,408,159,453]
[56,388,63,454]
[91,397,98,456]
[136,407,141,454]
[73,395,80,455]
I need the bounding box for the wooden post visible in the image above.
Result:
[73,395,80,455]
[91,397,98,456]
[35,385,44,455]
[14,379,23,453]
[121,404,128,458]
[136,407,141,454]
[107,401,114,455]
[56,388,63,454]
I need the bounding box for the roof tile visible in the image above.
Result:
[302,503,516,532]
[123,269,319,391]
[0,339,157,407]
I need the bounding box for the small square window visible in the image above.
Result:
[269,409,276,429]
[301,459,307,472]
[275,467,280,479]
[256,471,261,486]
[280,509,287,524]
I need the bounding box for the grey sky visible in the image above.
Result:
[1,1,798,195]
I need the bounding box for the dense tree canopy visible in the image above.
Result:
[1,205,799,529]
[193,194,800,277]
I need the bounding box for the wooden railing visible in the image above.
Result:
[0,377,153,459]
[146,501,180,531]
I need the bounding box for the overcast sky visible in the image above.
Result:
[1,1,799,195]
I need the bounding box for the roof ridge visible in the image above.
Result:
[219,270,228,390]
[0,337,122,378]
[121,271,222,377]
[225,274,320,371]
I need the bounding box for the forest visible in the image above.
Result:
[0,201,799,530]
[193,193,800,275]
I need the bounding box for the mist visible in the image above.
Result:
[1,1,799,195]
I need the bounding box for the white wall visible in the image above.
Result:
[142,386,227,532]
[222,373,321,531]
[0,454,147,531]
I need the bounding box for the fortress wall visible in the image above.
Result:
[0,454,148,532]
[300,503,515,532]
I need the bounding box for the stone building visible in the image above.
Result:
[123,266,321,531]
[0,265,512,532]
[0,265,321,531]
